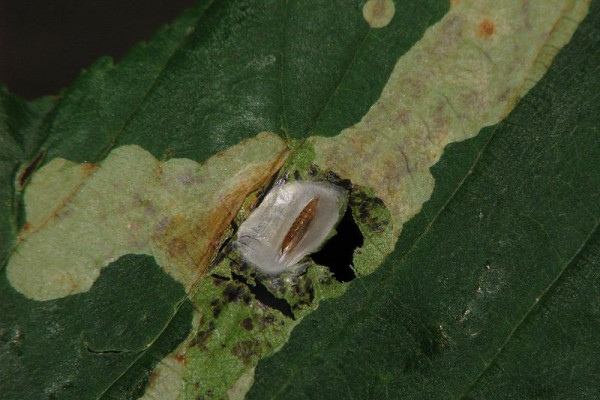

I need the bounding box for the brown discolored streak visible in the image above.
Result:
[153,138,289,288]
[158,193,253,284]
[280,197,320,256]
[18,152,45,189]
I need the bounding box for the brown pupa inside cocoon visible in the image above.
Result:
[235,182,347,275]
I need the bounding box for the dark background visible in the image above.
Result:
[0,0,197,100]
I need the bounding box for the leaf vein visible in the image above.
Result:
[307,27,372,136]
[266,124,499,400]
[456,219,600,399]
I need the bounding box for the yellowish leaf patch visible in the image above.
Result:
[363,0,396,28]
[311,0,589,240]
[7,133,288,301]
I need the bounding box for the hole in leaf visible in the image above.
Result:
[310,203,363,282]
[232,272,295,319]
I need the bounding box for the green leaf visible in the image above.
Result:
[248,1,600,398]
[1,0,598,399]
[0,254,192,400]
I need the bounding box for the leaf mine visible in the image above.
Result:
[311,0,590,240]
[7,132,288,301]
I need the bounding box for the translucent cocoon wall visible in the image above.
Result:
[235,182,347,275]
